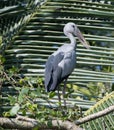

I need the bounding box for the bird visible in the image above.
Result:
[44,22,89,106]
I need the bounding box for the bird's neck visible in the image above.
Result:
[67,33,76,49]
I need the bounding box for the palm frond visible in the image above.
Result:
[4,0,114,83]
[81,92,114,130]
[0,0,46,51]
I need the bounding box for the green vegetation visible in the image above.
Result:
[0,0,114,129]
[1,65,80,124]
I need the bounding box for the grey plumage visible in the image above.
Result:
[44,22,89,104]
[45,44,76,92]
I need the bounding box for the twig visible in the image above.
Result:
[75,105,114,125]
[3,72,16,87]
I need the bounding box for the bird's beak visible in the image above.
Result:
[76,29,90,49]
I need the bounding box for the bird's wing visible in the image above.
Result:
[44,51,64,91]
[59,50,76,78]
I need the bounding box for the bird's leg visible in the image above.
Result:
[62,78,68,107]
[57,86,61,107]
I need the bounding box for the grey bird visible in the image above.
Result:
[45,22,89,106]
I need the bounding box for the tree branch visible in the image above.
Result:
[0,116,82,130]
[0,117,35,130]
[75,105,114,125]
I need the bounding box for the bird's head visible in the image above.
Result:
[63,22,90,49]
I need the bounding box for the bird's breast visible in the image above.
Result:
[58,44,75,52]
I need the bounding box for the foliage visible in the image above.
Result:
[0,0,46,51]
[81,92,114,130]
[73,82,111,101]
[2,67,81,125]
[1,0,114,129]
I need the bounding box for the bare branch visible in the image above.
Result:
[75,105,114,125]
[0,117,82,130]
[0,117,35,130]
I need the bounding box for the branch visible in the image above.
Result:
[0,117,35,130]
[75,105,114,125]
[0,116,82,130]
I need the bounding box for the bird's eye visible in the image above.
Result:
[72,25,75,29]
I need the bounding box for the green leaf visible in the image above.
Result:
[17,87,29,104]
[21,87,29,95]
[18,93,24,104]
[0,36,2,43]
[9,66,19,74]
[48,91,56,98]
[3,112,10,117]
[15,87,21,91]
[10,104,20,116]
[30,87,42,98]
[47,120,53,128]
[8,95,16,105]
[0,55,5,63]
